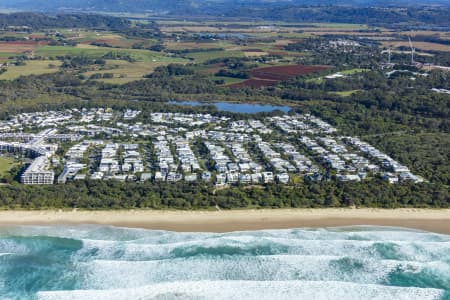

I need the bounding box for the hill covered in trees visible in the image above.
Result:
[1,0,449,28]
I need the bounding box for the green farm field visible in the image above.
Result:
[82,59,187,84]
[0,60,62,80]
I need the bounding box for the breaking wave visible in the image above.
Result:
[0,225,449,300]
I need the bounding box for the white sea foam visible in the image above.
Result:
[73,234,450,264]
[69,253,450,291]
[36,280,444,300]
[3,225,449,242]
[1,225,449,300]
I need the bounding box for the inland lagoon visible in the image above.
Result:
[168,100,291,114]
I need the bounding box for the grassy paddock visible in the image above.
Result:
[186,50,245,63]
[331,90,362,97]
[0,60,62,80]
[340,68,370,75]
[82,58,187,84]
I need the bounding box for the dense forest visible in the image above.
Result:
[0,13,132,31]
[221,6,450,28]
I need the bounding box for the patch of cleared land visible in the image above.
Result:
[331,90,362,97]
[0,60,62,80]
[382,41,450,52]
[83,58,187,84]
[0,41,46,54]
[228,64,330,88]
[164,41,232,51]
[35,44,170,61]
[340,68,370,75]
[244,51,269,57]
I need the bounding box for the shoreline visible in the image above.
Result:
[0,208,450,234]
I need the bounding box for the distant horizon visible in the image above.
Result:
[0,0,449,15]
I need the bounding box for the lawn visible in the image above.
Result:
[36,44,186,62]
[164,40,233,51]
[340,68,370,75]
[0,60,62,80]
[67,31,151,48]
[35,45,113,57]
[0,52,16,62]
[0,156,17,177]
[305,77,324,83]
[331,90,362,97]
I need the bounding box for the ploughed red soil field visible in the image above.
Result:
[228,64,330,88]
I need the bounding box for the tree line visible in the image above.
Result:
[0,179,447,210]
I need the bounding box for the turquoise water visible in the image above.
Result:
[0,225,449,300]
[168,101,291,113]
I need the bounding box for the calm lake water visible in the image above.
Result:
[169,101,291,114]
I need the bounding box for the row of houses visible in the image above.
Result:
[256,141,295,179]
[0,108,144,133]
[216,171,277,185]
[174,137,201,174]
[67,124,124,137]
[97,143,145,177]
[344,137,424,183]
[0,108,120,132]
[154,138,179,181]
[204,129,260,172]
[123,109,141,121]
[248,120,272,134]
[300,136,370,181]
[151,112,227,127]
[274,142,319,174]
[268,114,338,135]
[317,136,373,178]
[0,129,81,144]
[5,110,74,130]
[203,141,273,185]
[58,141,96,183]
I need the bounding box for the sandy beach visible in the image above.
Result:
[0,209,449,234]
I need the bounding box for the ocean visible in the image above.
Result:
[0,225,449,300]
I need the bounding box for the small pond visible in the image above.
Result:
[169,101,291,114]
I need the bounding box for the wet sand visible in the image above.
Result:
[0,209,449,234]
